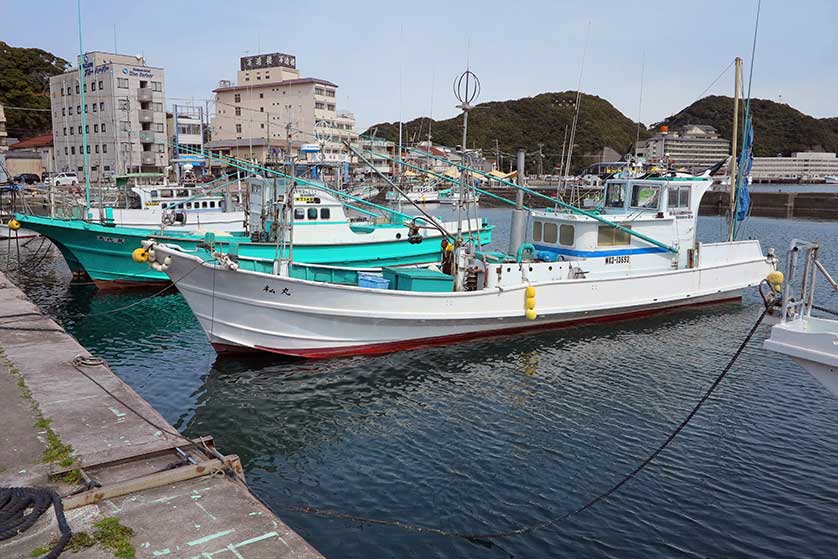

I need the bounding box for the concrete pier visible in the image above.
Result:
[0,271,323,559]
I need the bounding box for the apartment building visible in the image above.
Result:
[167,104,206,179]
[49,51,168,181]
[210,52,356,163]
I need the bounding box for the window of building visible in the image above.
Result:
[235,107,241,116]
[118,99,129,110]
[91,82,96,92]
[315,87,324,95]
[532,221,542,242]
[315,102,325,110]
[151,81,163,91]
[117,78,128,88]
[85,124,89,133]
[64,147,68,155]
[154,123,164,132]
[327,104,335,111]
[60,88,64,97]
[78,126,82,134]
[121,121,130,131]
[630,184,660,209]
[320,208,330,220]
[605,182,626,208]
[260,123,264,129]
[259,92,264,99]
[63,127,67,136]
[86,145,90,154]
[151,102,163,112]
[95,144,99,153]
[77,105,81,114]
[84,104,88,113]
[75,84,79,94]
[259,107,264,112]
[559,224,575,246]
[99,102,104,111]
[598,225,632,247]
[235,124,242,133]
[98,80,103,90]
[94,124,98,132]
[234,93,241,103]
[256,75,261,80]
[62,108,65,116]
[71,147,75,155]
[102,144,107,153]
[92,103,97,112]
[101,123,106,133]
[543,222,558,244]
[294,208,305,220]
[68,106,73,115]
[70,127,74,136]
[104,165,110,171]
[325,89,335,97]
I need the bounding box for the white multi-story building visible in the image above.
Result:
[751,151,838,182]
[210,52,356,163]
[49,51,168,181]
[639,124,730,173]
[0,103,7,152]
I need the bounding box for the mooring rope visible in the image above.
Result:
[0,487,71,559]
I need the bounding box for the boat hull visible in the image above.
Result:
[764,318,838,396]
[155,243,772,358]
[15,214,493,285]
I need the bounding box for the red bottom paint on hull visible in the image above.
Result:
[211,295,744,359]
[92,279,171,290]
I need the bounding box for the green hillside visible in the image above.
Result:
[364,91,646,173]
[659,95,838,156]
[0,41,70,139]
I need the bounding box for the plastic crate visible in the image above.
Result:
[358,272,390,289]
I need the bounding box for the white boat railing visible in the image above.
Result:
[777,239,838,323]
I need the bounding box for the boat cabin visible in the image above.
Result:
[529,174,713,273]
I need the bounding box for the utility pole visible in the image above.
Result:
[494,139,500,171]
[537,143,544,179]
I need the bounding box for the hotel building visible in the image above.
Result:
[209,52,357,163]
[49,52,168,181]
[639,124,730,173]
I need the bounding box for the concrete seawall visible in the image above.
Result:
[0,271,324,559]
[699,191,838,219]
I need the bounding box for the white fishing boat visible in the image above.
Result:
[764,240,838,396]
[146,173,776,358]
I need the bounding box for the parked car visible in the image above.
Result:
[13,173,41,184]
[50,172,79,186]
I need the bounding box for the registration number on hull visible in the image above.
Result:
[604,255,630,264]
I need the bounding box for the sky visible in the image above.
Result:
[4,0,837,130]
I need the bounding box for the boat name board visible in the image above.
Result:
[605,255,630,264]
[97,235,125,244]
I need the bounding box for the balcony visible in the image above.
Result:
[138,110,154,123]
[141,151,157,165]
[137,88,153,102]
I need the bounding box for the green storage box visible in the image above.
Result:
[382,267,453,292]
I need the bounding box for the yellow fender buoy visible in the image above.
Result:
[767,270,784,292]
[525,285,537,319]
[7,219,21,231]
[131,247,149,263]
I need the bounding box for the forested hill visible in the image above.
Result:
[0,41,70,139]
[657,95,838,156]
[364,91,645,173]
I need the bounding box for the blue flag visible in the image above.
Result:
[735,116,753,222]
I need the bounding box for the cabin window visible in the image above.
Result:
[308,208,318,220]
[668,186,691,209]
[294,208,305,220]
[559,224,575,246]
[630,184,660,209]
[160,190,173,198]
[177,189,189,197]
[209,201,216,208]
[605,183,626,208]
[149,190,158,198]
[543,222,558,244]
[598,225,632,246]
[185,203,192,209]
[177,203,184,209]
[320,208,330,219]
[532,221,543,242]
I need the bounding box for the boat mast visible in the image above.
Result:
[454,69,479,244]
[728,57,742,242]
[76,0,91,213]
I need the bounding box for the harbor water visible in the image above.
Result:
[3,211,838,558]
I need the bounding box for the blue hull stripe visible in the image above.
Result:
[532,244,669,258]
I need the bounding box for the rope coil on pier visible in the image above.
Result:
[0,487,71,559]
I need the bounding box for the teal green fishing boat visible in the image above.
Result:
[15,187,492,287]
